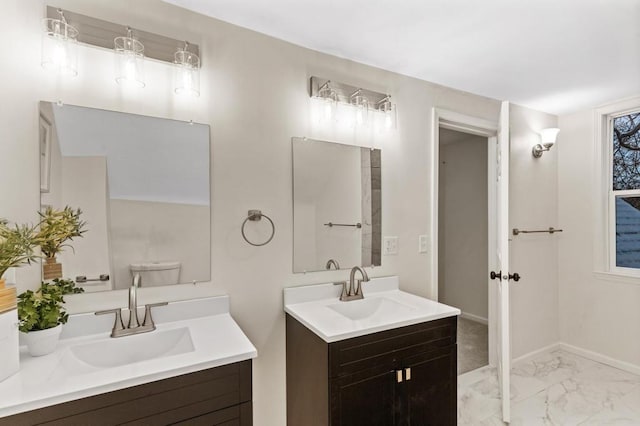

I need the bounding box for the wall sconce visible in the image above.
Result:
[310,77,395,130]
[317,81,338,121]
[114,27,145,88]
[174,42,200,97]
[532,128,560,158]
[351,89,370,126]
[41,9,78,76]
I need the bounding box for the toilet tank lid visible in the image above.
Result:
[130,261,181,271]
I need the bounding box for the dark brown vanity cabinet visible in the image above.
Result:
[0,360,252,426]
[286,315,457,426]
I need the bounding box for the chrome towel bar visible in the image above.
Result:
[324,222,362,228]
[512,227,563,236]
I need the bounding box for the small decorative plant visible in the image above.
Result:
[17,282,69,333]
[0,218,39,282]
[17,279,83,356]
[36,206,87,259]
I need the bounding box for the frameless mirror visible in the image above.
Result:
[39,102,210,292]
[292,137,381,273]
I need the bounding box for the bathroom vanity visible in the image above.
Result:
[284,276,460,425]
[0,296,256,425]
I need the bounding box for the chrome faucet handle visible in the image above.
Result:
[95,308,125,337]
[142,302,168,328]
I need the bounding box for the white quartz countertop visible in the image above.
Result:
[0,296,257,418]
[284,276,460,343]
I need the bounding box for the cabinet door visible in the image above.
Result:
[402,345,456,426]
[330,365,399,426]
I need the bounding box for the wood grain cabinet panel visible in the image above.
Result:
[0,360,252,426]
[286,314,457,426]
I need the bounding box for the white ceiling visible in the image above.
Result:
[164,0,640,115]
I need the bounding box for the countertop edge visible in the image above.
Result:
[0,349,257,418]
[284,306,460,343]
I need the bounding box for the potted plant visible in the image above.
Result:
[0,219,39,288]
[17,281,71,356]
[36,206,86,280]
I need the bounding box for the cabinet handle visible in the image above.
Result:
[405,368,411,381]
[396,370,403,383]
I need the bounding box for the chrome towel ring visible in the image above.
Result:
[241,210,275,246]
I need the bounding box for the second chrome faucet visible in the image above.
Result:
[334,266,370,301]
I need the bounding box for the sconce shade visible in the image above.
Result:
[379,96,394,130]
[114,29,145,88]
[318,82,338,121]
[351,90,370,126]
[174,44,200,96]
[41,16,78,76]
[539,128,560,148]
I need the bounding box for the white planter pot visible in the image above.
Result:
[21,324,62,357]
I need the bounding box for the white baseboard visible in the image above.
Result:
[509,341,640,376]
[558,343,640,376]
[460,312,488,325]
[513,343,561,365]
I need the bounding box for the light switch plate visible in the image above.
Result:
[384,236,399,255]
[418,235,428,253]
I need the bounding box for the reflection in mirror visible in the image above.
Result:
[39,102,210,292]
[292,137,381,273]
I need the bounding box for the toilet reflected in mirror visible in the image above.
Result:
[130,261,182,287]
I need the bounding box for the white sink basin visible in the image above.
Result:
[328,297,414,320]
[69,327,194,368]
[284,276,461,342]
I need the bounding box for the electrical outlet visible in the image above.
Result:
[384,236,399,255]
[418,235,429,253]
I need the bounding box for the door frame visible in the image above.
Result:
[430,108,499,365]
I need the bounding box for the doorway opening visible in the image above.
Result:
[437,128,489,375]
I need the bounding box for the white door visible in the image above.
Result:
[495,101,511,422]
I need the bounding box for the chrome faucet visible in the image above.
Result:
[128,273,141,328]
[96,274,167,338]
[334,266,370,301]
[326,259,340,270]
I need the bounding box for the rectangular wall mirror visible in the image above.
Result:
[292,137,381,273]
[39,102,211,292]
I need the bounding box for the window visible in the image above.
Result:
[610,111,640,271]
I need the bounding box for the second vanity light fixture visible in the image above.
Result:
[532,128,560,158]
[311,77,396,130]
[41,6,201,97]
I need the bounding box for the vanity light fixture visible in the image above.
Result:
[318,81,338,121]
[309,77,395,130]
[174,41,200,97]
[41,9,78,76]
[532,127,560,158]
[350,89,370,126]
[114,27,145,88]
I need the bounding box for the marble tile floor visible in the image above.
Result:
[458,317,489,375]
[458,349,640,425]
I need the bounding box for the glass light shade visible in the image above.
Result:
[352,94,369,126]
[114,35,145,88]
[539,127,560,147]
[318,83,338,121]
[174,49,200,96]
[379,98,394,130]
[41,18,78,76]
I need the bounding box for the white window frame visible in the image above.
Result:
[595,96,640,280]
